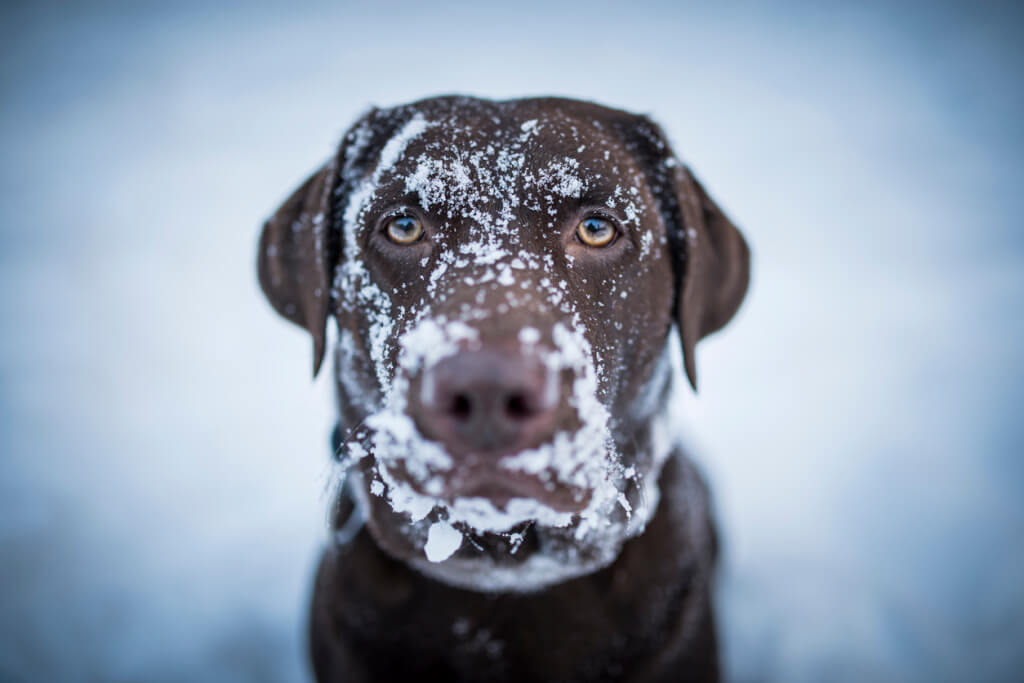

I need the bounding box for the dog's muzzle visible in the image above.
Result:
[405,345,585,505]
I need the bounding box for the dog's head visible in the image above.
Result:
[259,96,748,591]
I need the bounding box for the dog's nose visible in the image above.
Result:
[412,348,559,455]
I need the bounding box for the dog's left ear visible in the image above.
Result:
[619,116,750,391]
[673,166,750,390]
[258,155,341,377]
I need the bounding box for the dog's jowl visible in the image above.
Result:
[258,96,749,682]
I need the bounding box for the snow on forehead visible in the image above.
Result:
[335,106,656,347]
[336,104,659,352]
[376,109,636,231]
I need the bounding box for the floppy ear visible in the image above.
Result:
[616,114,750,390]
[673,166,750,390]
[258,106,422,377]
[257,155,341,377]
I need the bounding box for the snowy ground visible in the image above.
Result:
[2,1,1022,681]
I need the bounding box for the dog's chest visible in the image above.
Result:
[316,537,690,682]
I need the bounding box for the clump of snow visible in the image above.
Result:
[518,326,540,345]
[535,157,585,198]
[424,521,463,562]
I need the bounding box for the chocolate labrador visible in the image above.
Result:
[258,96,749,682]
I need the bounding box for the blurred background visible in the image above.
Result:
[1,0,1022,680]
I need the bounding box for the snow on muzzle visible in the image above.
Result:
[406,338,593,510]
[346,317,630,542]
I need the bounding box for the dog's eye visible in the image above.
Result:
[576,217,616,247]
[385,216,424,245]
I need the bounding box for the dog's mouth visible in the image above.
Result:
[346,412,616,534]
[336,401,632,575]
[383,455,593,514]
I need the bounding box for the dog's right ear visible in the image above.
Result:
[258,156,341,377]
[258,106,414,377]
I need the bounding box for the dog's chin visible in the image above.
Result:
[371,500,634,593]
[406,524,627,592]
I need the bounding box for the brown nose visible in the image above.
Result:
[411,348,559,456]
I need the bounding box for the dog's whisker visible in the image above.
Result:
[621,429,650,521]
[333,418,369,460]
[334,426,373,474]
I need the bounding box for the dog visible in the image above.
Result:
[258,96,749,682]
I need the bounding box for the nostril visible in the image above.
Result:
[505,393,533,420]
[450,393,473,421]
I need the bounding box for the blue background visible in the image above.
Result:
[2,1,1022,680]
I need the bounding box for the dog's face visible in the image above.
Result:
[259,97,748,592]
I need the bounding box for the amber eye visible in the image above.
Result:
[576,217,616,247]
[385,215,424,244]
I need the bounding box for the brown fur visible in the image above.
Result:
[258,96,749,682]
